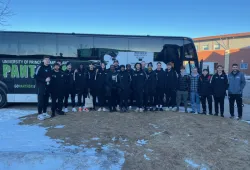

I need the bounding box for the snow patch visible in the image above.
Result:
[144,154,150,161]
[185,159,208,170]
[149,123,159,129]
[91,137,100,141]
[136,139,148,146]
[54,125,65,129]
[0,109,125,169]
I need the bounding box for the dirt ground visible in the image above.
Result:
[21,110,250,170]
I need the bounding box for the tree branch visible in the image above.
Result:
[0,0,12,26]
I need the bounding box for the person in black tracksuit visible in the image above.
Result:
[118,65,132,112]
[75,63,88,111]
[198,69,213,115]
[106,65,120,112]
[165,62,178,110]
[155,62,165,111]
[211,65,228,117]
[132,63,147,112]
[34,56,52,118]
[87,63,98,110]
[50,63,65,117]
[126,64,134,108]
[64,62,76,112]
[96,62,108,111]
[144,62,156,111]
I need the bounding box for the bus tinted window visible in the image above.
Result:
[184,39,196,60]
[0,32,18,55]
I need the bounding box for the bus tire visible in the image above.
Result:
[0,87,7,108]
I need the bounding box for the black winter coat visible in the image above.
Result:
[211,73,228,97]
[118,70,131,91]
[165,69,178,89]
[87,69,98,89]
[106,71,120,96]
[96,69,108,94]
[64,69,75,89]
[155,69,165,89]
[177,74,190,91]
[145,70,156,94]
[75,68,88,92]
[34,64,52,89]
[198,74,213,96]
[132,70,147,91]
[50,70,65,95]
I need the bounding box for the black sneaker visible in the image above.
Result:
[51,113,56,118]
[113,108,117,112]
[221,114,224,117]
[159,108,164,111]
[214,113,218,116]
[185,110,188,113]
[230,116,235,119]
[57,111,65,115]
[144,108,148,112]
[190,111,195,114]
[155,108,159,111]
[149,108,154,111]
[209,113,213,115]
[202,112,207,115]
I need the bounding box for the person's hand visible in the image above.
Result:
[96,69,99,73]
[74,69,78,73]
[45,77,50,82]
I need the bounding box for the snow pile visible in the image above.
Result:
[185,159,208,170]
[0,109,125,170]
[136,139,148,146]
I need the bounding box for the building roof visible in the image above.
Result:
[194,32,250,41]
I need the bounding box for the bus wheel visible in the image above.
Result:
[0,87,7,108]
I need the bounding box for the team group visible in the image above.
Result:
[35,56,246,121]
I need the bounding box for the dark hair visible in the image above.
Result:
[203,69,209,72]
[134,63,142,69]
[232,63,238,67]
[157,62,162,65]
[180,66,185,70]
[66,62,71,66]
[217,65,223,69]
[56,59,62,63]
[148,62,153,67]
[54,63,60,67]
[126,64,131,68]
[43,56,50,59]
[120,65,125,68]
[167,62,172,66]
[113,60,119,64]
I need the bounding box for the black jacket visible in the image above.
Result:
[177,74,190,91]
[87,69,97,89]
[75,68,88,92]
[34,64,52,89]
[155,69,165,89]
[64,69,75,89]
[165,69,178,89]
[198,74,213,96]
[50,70,65,95]
[132,70,147,90]
[145,70,156,94]
[118,70,132,91]
[211,73,228,97]
[96,69,108,89]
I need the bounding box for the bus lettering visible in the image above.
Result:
[2,64,36,78]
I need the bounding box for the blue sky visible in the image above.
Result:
[4,0,250,38]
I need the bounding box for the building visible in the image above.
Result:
[194,32,250,74]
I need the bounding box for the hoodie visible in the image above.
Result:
[64,69,75,89]
[34,63,52,88]
[96,68,108,89]
[155,69,165,89]
[87,69,97,89]
[198,74,212,96]
[145,70,156,94]
[228,70,246,94]
[75,67,88,92]
[132,69,147,90]
[165,69,178,89]
[211,72,228,97]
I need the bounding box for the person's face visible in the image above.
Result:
[157,64,161,70]
[114,62,118,66]
[89,64,94,70]
[167,65,172,70]
[110,65,115,72]
[101,63,105,69]
[43,58,50,66]
[67,64,72,70]
[203,70,208,76]
[136,64,141,70]
[148,65,152,71]
[126,65,131,70]
[121,67,125,71]
[141,62,146,68]
[217,67,223,73]
[192,68,197,74]
[54,65,59,71]
[232,65,238,72]
[80,65,83,69]
[180,69,185,74]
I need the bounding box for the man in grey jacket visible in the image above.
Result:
[228,63,246,120]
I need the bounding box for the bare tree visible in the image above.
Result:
[0,0,12,26]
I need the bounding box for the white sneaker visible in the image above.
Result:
[37,114,45,120]
[135,108,140,112]
[42,113,51,119]
[102,108,107,112]
[139,108,144,112]
[97,108,102,112]
[165,107,170,111]
[129,106,132,110]
[116,105,120,111]
[72,108,77,112]
[172,107,177,112]
[64,108,69,113]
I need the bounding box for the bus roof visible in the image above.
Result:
[0,31,194,42]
